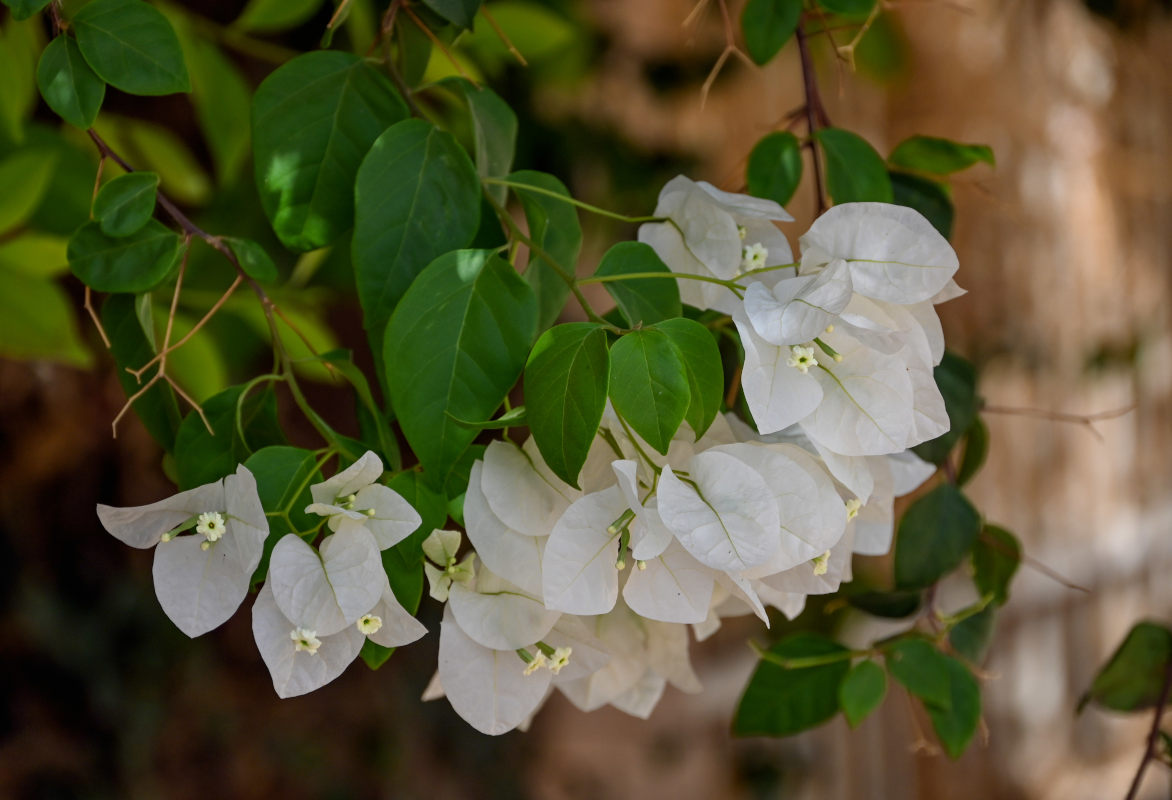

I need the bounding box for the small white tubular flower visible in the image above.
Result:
[621,540,713,624]
[304,451,421,550]
[758,527,855,597]
[252,582,364,698]
[447,569,560,651]
[741,242,768,272]
[356,615,382,635]
[542,486,628,615]
[743,259,853,347]
[97,480,224,550]
[196,512,226,542]
[786,345,818,373]
[363,580,428,649]
[799,203,958,304]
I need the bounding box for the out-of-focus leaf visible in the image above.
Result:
[912,351,979,465]
[814,128,893,204]
[734,633,850,736]
[740,0,801,65]
[747,131,803,207]
[894,484,981,590]
[890,170,954,240]
[0,267,91,367]
[840,659,886,728]
[1080,622,1172,713]
[972,525,1020,606]
[889,136,995,175]
[0,148,57,236]
[235,0,324,32]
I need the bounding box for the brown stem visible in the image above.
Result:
[1124,660,1172,800]
[795,26,827,215]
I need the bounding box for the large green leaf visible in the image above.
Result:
[912,350,978,465]
[894,484,981,589]
[181,35,251,185]
[734,633,850,736]
[242,445,323,584]
[252,51,409,251]
[423,0,481,28]
[524,322,610,488]
[172,385,285,489]
[440,78,517,204]
[68,219,182,293]
[594,241,681,327]
[608,328,689,454]
[102,294,182,451]
[385,250,536,486]
[36,35,105,130]
[0,18,41,146]
[972,525,1020,606]
[840,659,887,728]
[508,170,582,331]
[235,0,323,32]
[925,656,981,758]
[653,317,722,439]
[814,128,893,204]
[890,170,954,240]
[1081,622,1172,713]
[889,135,994,175]
[0,267,91,367]
[886,638,953,710]
[740,0,801,65]
[353,118,481,344]
[747,131,803,207]
[2,0,52,20]
[73,0,190,96]
[0,148,56,236]
[93,172,158,237]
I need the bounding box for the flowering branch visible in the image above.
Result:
[1124,661,1172,800]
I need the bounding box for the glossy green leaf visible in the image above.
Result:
[0,148,56,236]
[890,170,954,239]
[889,135,994,175]
[814,128,893,204]
[848,590,922,618]
[840,659,887,728]
[747,131,803,207]
[182,35,250,185]
[385,250,536,485]
[225,237,278,283]
[956,416,988,486]
[242,445,323,584]
[894,484,981,590]
[734,633,850,736]
[253,51,409,251]
[741,0,801,65]
[235,0,323,32]
[93,116,211,206]
[508,170,582,331]
[93,172,158,237]
[173,384,285,490]
[440,78,517,204]
[653,317,722,439]
[594,241,681,327]
[423,0,482,28]
[73,0,190,96]
[0,267,91,367]
[912,351,979,465]
[102,294,181,451]
[972,525,1020,606]
[36,36,105,129]
[925,656,981,758]
[1081,622,1172,713]
[608,328,689,455]
[448,405,528,430]
[886,638,953,710]
[68,219,182,293]
[950,606,996,664]
[816,0,876,16]
[2,0,52,20]
[524,322,610,488]
[353,118,481,344]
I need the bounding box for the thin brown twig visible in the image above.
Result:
[1123,660,1172,800]
[795,25,827,215]
[127,275,243,380]
[480,4,527,66]
[90,155,105,213]
[724,364,742,408]
[401,3,479,86]
[83,286,111,349]
[698,0,753,109]
[982,403,1135,442]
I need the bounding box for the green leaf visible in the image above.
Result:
[163,309,229,402]
[912,351,979,465]
[385,250,536,485]
[894,484,981,590]
[816,0,876,16]
[448,405,528,430]
[886,638,953,710]
[181,35,251,185]
[353,118,481,344]
[594,241,681,327]
[94,116,211,206]
[0,232,68,278]
[889,135,994,175]
[173,385,285,490]
[73,0,190,96]
[840,660,887,728]
[102,294,181,451]
[225,237,278,283]
[608,328,689,455]
[0,18,41,146]
[317,350,399,467]
[242,445,323,584]
[972,525,1020,606]
[524,322,610,488]
[36,36,106,129]
[740,0,801,65]
[2,0,52,21]
[747,131,803,207]
[925,656,981,758]
[0,267,91,367]
[252,51,409,251]
[734,633,850,736]
[847,589,922,618]
[423,0,482,28]
[93,172,158,237]
[956,416,988,486]
[814,128,893,204]
[235,0,323,32]
[68,219,182,293]
[0,148,57,236]
[653,317,722,439]
[950,606,996,664]
[890,170,954,239]
[508,170,582,331]
[1081,622,1172,713]
[440,78,517,204]
[387,470,449,539]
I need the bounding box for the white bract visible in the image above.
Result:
[96,465,268,638]
[304,450,421,549]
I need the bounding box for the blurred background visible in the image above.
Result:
[2,0,1171,797]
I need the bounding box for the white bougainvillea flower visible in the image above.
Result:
[621,540,714,624]
[304,451,420,550]
[542,486,628,615]
[448,567,561,651]
[742,259,853,346]
[362,579,428,649]
[464,461,546,597]
[97,465,268,638]
[422,528,475,602]
[799,203,958,304]
[610,459,673,561]
[637,175,794,313]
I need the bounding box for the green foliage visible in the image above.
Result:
[848,589,922,618]
[0,148,56,235]
[225,237,278,283]
[814,128,893,203]
[173,385,285,490]
[508,170,583,331]
[740,0,802,65]
[956,416,989,486]
[894,484,981,589]
[524,323,610,487]
[950,606,996,664]
[72,0,190,96]
[92,172,158,238]
[2,0,52,21]
[441,78,517,204]
[840,659,887,728]
[1081,622,1172,713]
[385,250,536,486]
[972,525,1020,606]
[734,633,850,736]
[36,36,105,130]
[890,171,954,239]
[0,266,91,367]
[889,135,995,175]
[593,242,681,327]
[886,638,954,709]
[235,0,324,32]
[747,131,803,207]
[68,220,182,293]
[102,294,181,451]
[817,0,877,16]
[608,328,690,454]
[912,351,979,465]
[925,656,981,758]
[252,51,409,251]
[243,445,323,583]
[654,317,723,439]
[424,0,483,28]
[179,33,251,186]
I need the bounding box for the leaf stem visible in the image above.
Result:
[1124,660,1172,800]
[484,178,664,225]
